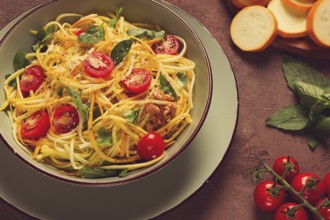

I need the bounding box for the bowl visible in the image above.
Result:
[0,0,212,186]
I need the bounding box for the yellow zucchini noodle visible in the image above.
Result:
[1,10,195,178]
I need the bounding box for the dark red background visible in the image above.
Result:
[0,0,329,219]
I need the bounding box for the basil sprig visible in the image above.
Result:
[108,7,123,28]
[266,55,330,149]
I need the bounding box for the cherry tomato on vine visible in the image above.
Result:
[324,172,330,195]
[83,51,115,78]
[121,68,152,94]
[274,202,308,220]
[290,172,326,205]
[151,34,180,55]
[137,132,165,161]
[53,105,79,134]
[20,65,46,93]
[314,198,330,220]
[273,156,300,182]
[253,180,286,212]
[21,110,50,139]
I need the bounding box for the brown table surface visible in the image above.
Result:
[1,0,329,219]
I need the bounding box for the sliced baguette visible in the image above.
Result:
[306,0,330,48]
[282,0,314,12]
[230,5,278,52]
[267,0,308,38]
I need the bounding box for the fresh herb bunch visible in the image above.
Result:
[266,55,330,149]
[252,156,330,220]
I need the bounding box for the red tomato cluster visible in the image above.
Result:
[253,156,330,220]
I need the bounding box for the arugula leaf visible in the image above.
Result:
[13,51,30,70]
[127,28,165,39]
[177,72,188,88]
[282,55,330,91]
[66,87,89,122]
[159,74,177,99]
[96,127,113,147]
[32,25,55,51]
[78,167,117,179]
[109,7,123,28]
[78,24,105,44]
[124,109,141,123]
[266,105,310,131]
[110,39,133,65]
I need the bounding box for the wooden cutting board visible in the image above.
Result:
[224,0,330,60]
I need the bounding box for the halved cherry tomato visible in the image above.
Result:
[21,110,50,139]
[290,172,326,205]
[121,68,152,94]
[274,202,308,220]
[273,156,300,182]
[253,180,286,212]
[324,172,330,195]
[137,132,165,161]
[152,34,180,55]
[53,105,79,134]
[20,65,46,93]
[83,51,115,78]
[314,198,330,220]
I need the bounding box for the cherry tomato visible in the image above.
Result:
[137,132,165,161]
[291,172,326,205]
[314,198,330,220]
[83,51,115,78]
[21,110,50,139]
[53,105,80,134]
[274,202,308,220]
[151,34,180,55]
[253,180,286,212]
[273,156,300,182]
[20,65,46,93]
[324,172,330,195]
[121,68,152,94]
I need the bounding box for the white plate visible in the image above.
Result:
[0,2,238,219]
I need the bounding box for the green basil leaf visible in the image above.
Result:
[159,74,177,99]
[124,109,141,123]
[13,51,30,70]
[108,7,123,28]
[293,81,325,108]
[78,167,118,179]
[266,105,310,131]
[110,39,133,65]
[127,28,165,39]
[306,135,321,150]
[309,115,330,139]
[78,24,105,44]
[32,25,55,51]
[177,72,188,88]
[118,169,129,178]
[282,55,330,91]
[5,74,17,89]
[96,127,113,147]
[66,87,89,122]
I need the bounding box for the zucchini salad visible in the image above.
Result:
[1,8,196,179]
